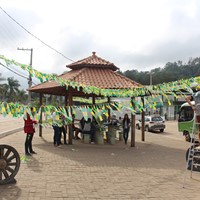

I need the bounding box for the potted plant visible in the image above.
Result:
[108,124,118,144]
[107,115,120,144]
[95,118,105,144]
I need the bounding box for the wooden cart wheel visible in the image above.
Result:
[0,144,20,185]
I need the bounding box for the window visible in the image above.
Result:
[178,106,194,122]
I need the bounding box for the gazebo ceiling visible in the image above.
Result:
[29,52,143,96]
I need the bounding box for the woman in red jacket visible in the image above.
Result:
[24,107,37,156]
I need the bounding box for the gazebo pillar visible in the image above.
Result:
[130,97,135,147]
[65,94,68,143]
[107,97,111,122]
[92,96,95,105]
[92,96,95,121]
[141,97,145,141]
[39,93,43,137]
[68,92,73,144]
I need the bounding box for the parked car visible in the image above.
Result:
[136,120,141,130]
[136,116,165,132]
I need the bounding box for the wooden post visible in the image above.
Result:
[39,93,43,137]
[141,97,145,141]
[107,97,111,122]
[131,97,135,147]
[174,96,176,120]
[92,96,95,105]
[92,96,95,120]
[68,92,73,145]
[65,94,68,143]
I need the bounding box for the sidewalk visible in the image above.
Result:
[0,121,200,199]
[0,116,23,138]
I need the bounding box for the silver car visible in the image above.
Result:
[136,116,165,132]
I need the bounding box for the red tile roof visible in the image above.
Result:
[67,52,119,71]
[29,52,142,95]
[72,68,141,88]
[30,67,141,91]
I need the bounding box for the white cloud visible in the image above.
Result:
[1,0,200,89]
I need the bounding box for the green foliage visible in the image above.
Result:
[122,57,200,85]
[0,76,28,103]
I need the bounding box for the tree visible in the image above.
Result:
[0,73,6,101]
[0,73,5,82]
[16,89,28,104]
[0,84,9,101]
[122,57,200,85]
[6,77,20,102]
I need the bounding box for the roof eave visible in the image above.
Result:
[67,64,119,71]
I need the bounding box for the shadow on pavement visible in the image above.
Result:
[34,135,187,171]
[0,184,22,200]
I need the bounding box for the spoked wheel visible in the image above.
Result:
[0,144,20,185]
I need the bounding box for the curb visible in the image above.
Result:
[0,127,23,139]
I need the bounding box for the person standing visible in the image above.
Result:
[122,114,131,144]
[59,113,67,145]
[164,113,168,121]
[79,117,86,131]
[52,111,61,147]
[91,117,97,143]
[82,118,92,141]
[118,116,123,141]
[24,107,37,156]
[72,114,82,140]
[186,85,200,144]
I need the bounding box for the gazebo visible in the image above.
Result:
[29,52,143,146]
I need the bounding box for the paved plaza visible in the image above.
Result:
[0,119,200,200]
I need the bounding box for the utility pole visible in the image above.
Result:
[150,72,153,85]
[17,48,33,103]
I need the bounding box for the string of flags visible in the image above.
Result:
[1,55,200,98]
[0,93,185,127]
[0,101,130,126]
[1,55,200,126]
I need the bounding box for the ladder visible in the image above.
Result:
[183,114,200,188]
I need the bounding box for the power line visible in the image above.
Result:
[0,62,38,85]
[0,62,29,79]
[0,6,75,62]
[6,58,30,77]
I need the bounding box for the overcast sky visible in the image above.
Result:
[1,0,200,89]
